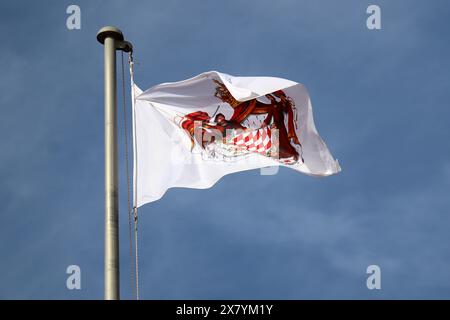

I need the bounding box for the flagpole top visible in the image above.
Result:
[97,26,124,44]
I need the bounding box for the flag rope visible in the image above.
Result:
[121,51,140,300]
[129,51,140,300]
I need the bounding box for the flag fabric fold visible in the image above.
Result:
[132,71,340,207]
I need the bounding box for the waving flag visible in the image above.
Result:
[132,71,340,206]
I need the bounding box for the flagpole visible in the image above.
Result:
[97,26,132,300]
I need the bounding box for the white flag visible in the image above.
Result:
[132,71,340,207]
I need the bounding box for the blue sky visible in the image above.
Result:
[1,0,450,299]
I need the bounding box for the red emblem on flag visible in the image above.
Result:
[177,80,303,164]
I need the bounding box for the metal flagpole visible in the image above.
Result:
[97,26,132,300]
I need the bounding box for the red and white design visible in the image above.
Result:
[229,126,272,156]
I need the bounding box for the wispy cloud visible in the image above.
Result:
[0,0,449,299]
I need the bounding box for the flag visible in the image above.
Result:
[132,71,340,207]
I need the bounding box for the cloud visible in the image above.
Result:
[0,0,450,299]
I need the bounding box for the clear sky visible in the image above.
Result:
[1,0,450,299]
